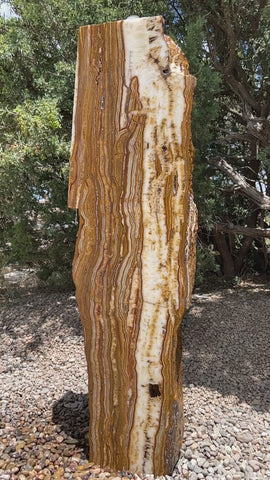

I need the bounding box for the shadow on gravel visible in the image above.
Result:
[52,390,89,456]
[181,284,270,413]
[0,291,82,358]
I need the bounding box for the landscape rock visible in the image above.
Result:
[236,433,253,443]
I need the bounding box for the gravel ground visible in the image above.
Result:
[0,283,270,480]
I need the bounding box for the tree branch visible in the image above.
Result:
[167,1,185,27]
[209,157,270,209]
[225,74,261,115]
[215,222,270,239]
[221,103,246,125]
[213,127,251,143]
[214,124,268,146]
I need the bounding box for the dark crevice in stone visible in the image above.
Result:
[149,383,161,398]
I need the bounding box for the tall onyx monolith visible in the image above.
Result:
[68,15,197,476]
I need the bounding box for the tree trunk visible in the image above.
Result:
[214,231,235,279]
[234,210,259,275]
[68,16,197,476]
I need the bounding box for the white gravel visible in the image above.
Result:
[0,283,269,480]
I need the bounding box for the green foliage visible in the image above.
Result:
[1,0,269,287]
[0,0,169,286]
[195,243,220,286]
[175,0,270,279]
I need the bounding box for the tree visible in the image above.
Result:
[0,0,166,286]
[169,0,270,278]
[1,0,269,284]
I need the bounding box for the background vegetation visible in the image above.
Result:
[0,0,269,288]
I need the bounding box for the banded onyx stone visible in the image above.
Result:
[68,15,197,476]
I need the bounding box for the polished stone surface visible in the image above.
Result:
[69,16,197,476]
